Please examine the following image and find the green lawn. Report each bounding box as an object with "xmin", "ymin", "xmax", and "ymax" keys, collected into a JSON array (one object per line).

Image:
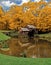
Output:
[
  {"xmin": 0, "ymin": 32, "xmax": 10, "ymax": 41},
  {"xmin": 38, "ymin": 33, "xmax": 51, "ymax": 42},
  {"xmin": 0, "ymin": 30, "xmax": 12, "ymax": 33},
  {"xmin": 0, "ymin": 54, "xmax": 51, "ymax": 65},
  {"xmin": 39, "ymin": 33, "xmax": 51, "ymax": 38}
]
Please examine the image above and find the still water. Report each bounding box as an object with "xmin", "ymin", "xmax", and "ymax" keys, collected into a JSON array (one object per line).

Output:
[
  {"xmin": 26, "ymin": 38, "xmax": 51, "ymax": 58},
  {"xmin": 0, "ymin": 38, "xmax": 51, "ymax": 58}
]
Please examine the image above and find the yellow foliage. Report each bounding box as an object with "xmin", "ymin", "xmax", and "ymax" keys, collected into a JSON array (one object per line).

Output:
[{"xmin": 0, "ymin": 2, "xmax": 51, "ymax": 32}]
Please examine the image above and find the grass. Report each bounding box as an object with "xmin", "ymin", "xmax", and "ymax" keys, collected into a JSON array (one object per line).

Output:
[
  {"xmin": 0, "ymin": 32, "xmax": 10, "ymax": 41},
  {"xmin": 0, "ymin": 30, "xmax": 12, "ymax": 32},
  {"xmin": 39, "ymin": 33, "xmax": 51, "ymax": 38},
  {"xmin": 0, "ymin": 54, "xmax": 51, "ymax": 65},
  {"xmin": 38, "ymin": 33, "xmax": 51, "ymax": 42}
]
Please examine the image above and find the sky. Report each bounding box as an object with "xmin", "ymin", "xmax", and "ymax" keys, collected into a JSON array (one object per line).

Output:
[{"xmin": 0, "ymin": 0, "xmax": 50, "ymax": 10}]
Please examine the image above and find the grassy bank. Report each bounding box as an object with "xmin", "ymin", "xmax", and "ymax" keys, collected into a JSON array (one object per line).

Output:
[
  {"xmin": 0, "ymin": 54, "xmax": 51, "ymax": 65},
  {"xmin": 38, "ymin": 33, "xmax": 51, "ymax": 42},
  {"xmin": 0, "ymin": 32, "xmax": 10, "ymax": 41},
  {"xmin": 0, "ymin": 30, "xmax": 51, "ymax": 42}
]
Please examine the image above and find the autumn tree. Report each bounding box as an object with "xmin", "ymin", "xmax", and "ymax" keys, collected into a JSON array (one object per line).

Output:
[{"xmin": 0, "ymin": 1, "xmax": 51, "ymax": 32}]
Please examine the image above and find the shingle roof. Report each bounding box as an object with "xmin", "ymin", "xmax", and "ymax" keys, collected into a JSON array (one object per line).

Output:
[
  {"xmin": 27, "ymin": 25, "xmax": 36, "ymax": 29},
  {"xmin": 20, "ymin": 28, "xmax": 29, "ymax": 32}
]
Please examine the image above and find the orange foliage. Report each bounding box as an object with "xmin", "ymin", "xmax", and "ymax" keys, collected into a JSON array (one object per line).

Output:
[{"xmin": 0, "ymin": 1, "xmax": 51, "ymax": 32}]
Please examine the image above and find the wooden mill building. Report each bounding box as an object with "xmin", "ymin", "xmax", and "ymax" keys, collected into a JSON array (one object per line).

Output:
[{"xmin": 19, "ymin": 25, "xmax": 38, "ymax": 43}]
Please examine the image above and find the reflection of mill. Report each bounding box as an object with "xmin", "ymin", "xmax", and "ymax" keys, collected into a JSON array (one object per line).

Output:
[
  {"xmin": 27, "ymin": 37, "xmax": 39, "ymax": 58},
  {"xmin": 27, "ymin": 37, "xmax": 46, "ymax": 58},
  {"xmin": 35, "ymin": 37, "xmax": 40, "ymax": 58},
  {"xmin": 18, "ymin": 25, "xmax": 39, "ymax": 58},
  {"xmin": 27, "ymin": 37, "xmax": 51, "ymax": 58}
]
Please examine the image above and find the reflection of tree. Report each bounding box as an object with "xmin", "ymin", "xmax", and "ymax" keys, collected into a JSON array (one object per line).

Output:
[{"xmin": 0, "ymin": 41, "xmax": 9, "ymax": 48}]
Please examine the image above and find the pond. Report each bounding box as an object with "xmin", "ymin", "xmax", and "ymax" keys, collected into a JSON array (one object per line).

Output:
[
  {"xmin": 26, "ymin": 38, "xmax": 51, "ymax": 58},
  {"xmin": 0, "ymin": 37, "xmax": 51, "ymax": 58}
]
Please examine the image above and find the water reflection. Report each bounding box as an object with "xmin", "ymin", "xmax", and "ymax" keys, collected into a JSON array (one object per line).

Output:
[
  {"xmin": 0, "ymin": 37, "xmax": 51, "ymax": 58},
  {"xmin": 26, "ymin": 38, "xmax": 51, "ymax": 58}
]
